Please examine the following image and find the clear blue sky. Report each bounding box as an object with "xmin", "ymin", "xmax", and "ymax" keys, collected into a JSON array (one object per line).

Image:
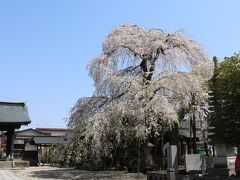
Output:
[{"xmin": 0, "ymin": 0, "xmax": 240, "ymax": 129}]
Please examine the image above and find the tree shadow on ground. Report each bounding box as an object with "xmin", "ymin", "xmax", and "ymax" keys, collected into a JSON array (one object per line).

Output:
[{"xmin": 29, "ymin": 168, "xmax": 146, "ymax": 180}]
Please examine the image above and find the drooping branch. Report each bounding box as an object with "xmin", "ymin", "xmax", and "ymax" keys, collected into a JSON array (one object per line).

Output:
[{"xmin": 67, "ymin": 24, "xmax": 212, "ymax": 160}]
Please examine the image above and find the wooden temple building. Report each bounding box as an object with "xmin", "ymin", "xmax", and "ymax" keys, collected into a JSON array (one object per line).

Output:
[
  {"xmin": 0, "ymin": 102, "xmax": 31, "ymax": 160},
  {"xmin": 14, "ymin": 128, "xmax": 68, "ymax": 165},
  {"xmin": 0, "ymin": 101, "xmax": 68, "ymax": 167}
]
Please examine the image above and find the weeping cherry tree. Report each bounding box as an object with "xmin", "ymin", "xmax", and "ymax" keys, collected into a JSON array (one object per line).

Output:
[{"xmin": 66, "ymin": 24, "xmax": 213, "ymax": 166}]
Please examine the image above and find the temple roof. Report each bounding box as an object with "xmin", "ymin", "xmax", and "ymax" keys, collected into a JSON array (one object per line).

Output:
[
  {"xmin": 15, "ymin": 128, "xmax": 48, "ymax": 137},
  {"xmin": 0, "ymin": 102, "xmax": 31, "ymax": 125},
  {"xmin": 33, "ymin": 136, "xmax": 67, "ymax": 145}
]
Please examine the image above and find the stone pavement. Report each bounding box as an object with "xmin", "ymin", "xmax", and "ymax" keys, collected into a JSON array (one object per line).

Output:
[{"xmin": 0, "ymin": 169, "xmax": 23, "ymax": 180}]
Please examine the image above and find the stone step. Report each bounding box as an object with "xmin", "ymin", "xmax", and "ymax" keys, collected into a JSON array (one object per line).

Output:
[
  {"xmin": 0, "ymin": 160, "xmax": 30, "ymax": 168},
  {"xmin": 207, "ymin": 167, "xmax": 229, "ymax": 176},
  {"xmin": 0, "ymin": 161, "xmax": 13, "ymax": 168},
  {"xmin": 13, "ymin": 160, "xmax": 29, "ymax": 167}
]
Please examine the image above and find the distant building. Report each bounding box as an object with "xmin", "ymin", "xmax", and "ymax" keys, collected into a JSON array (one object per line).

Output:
[
  {"xmin": 14, "ymin": 128, "xmax": 47, "ymax": 165},
  {"xmin": 34, "ymin": 128, "xmax": 68, "ymax": 165},
  {"xmin": 14, "ymin": 128, "xmax": 68, "ymax": 165},
  {"xmin": 36, "ymin": 128, "xmax": 67, "ymax": 137}
]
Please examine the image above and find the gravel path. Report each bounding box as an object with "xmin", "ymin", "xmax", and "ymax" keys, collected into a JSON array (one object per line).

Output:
[
  {"xmin": 0, "ymin": 169, "xmax": 24, "ymax": 180},
  {"xmin": 13, "ymin": 166, "xmax": 147, "ymax": 180}
]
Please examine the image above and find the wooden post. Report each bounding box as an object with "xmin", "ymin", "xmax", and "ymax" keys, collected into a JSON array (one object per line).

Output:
[
  {"xmin": 192, "ymin": 111, "xmax": 197, "ymax": 154},
  {"xmin": 38, "ymin": 145, "xmax": 42, "ymax": 165},
  {"xmin": 167, "ymin": 168, "xmax": 176, "ymax": 180},
  {"xmin": 6, "ymin": 128, "xmax": 14, "ymax": 160},
  {"xmin": 189, "ymin": 117, "xmax": 192, "ymax": 154},
  {"xmin": 137, "ymin": 137, "xmax": 140, "ymax": 178},
  {"xmin": 160, "ymin": 132, "xmax": 164, "ymax": 170}
]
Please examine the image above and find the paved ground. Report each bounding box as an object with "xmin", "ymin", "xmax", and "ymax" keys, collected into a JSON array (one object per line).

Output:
[
  {"xmin": 3, "ymin": 166, "xmax": 240, "ymax": 180},
  {"xmin": 0, "ymin": 169, "xmax": 23, "ymax": 180},
  {"xmin": 13, "ymin": 166, "xmax": 147, "ymax": 180}
]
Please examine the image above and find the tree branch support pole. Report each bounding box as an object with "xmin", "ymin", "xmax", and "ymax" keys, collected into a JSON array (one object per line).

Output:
[
  {"xmin": 137, "ymin": 136, "xmax": 140, "ymax": 178},
  {"xmin": 160, "ymin": 130, "xmax": 164, "ymax": 170},
  {"xmin": 192, "ymin": 110, "xmax": 197, "ymax": 154}
]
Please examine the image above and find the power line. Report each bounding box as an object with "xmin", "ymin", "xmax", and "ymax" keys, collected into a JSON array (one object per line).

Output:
[{"xmin": 0, "ymin": 96, "xmax": 75, "ymax": 106}]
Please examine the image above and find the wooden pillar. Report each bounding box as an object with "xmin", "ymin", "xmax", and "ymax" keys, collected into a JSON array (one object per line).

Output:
[
  {"xmin": 38, "ymin": 145, "xmax": 42, "ymax": 165},
  {"xmin": 6, "ymin": 128, "xmax": 15, "ymax": 160},
  {"xmin": 170, "ymin": 124, "xmax": 179, "ymax": 145}
]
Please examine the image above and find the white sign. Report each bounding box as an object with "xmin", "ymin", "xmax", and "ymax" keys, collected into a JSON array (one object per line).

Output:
[
  {"xmin": 25, "ymin": 145, "xmax": 37, "ymax": 151},
  {"xmin": 185, "ymin": 154, "xmax": 205, "ymax": 172},
  {"xmin": 14, "ymin": 139, "xmax": 24, "ymax": 145}
]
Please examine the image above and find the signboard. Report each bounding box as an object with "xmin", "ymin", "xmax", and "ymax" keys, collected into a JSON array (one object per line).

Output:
[
  {"xmin": 185, "ymin": 154, "xmax": 205, "ymax": 172},
  {"xmin": 14, "ymin": 139, "xmax": 24, "ymax": 145},
  {"xmin": 25, "ymin": 145, "xmax": 37, "ymax": 151}
]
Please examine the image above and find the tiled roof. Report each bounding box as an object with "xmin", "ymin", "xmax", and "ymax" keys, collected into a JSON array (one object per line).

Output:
[
  {"xmin": 36, "ymin": 128, "xmax": 67, "ymax": 131},
  {"xmin": 33, "ymin": 136, "xmax": 67, "ymax": 145},
  {"xmin": 0, "ymin": 102, "xmax": 31, "ymax": 124},
  {"xmin": 15, "ymin": 128, "xmax": 48, "ymax": 136}
]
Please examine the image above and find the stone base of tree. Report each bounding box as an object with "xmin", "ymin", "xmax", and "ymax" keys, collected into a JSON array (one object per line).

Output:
[{"xmin": 207, "ymin": 167, "xmax": 229, "ymax": 176}]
